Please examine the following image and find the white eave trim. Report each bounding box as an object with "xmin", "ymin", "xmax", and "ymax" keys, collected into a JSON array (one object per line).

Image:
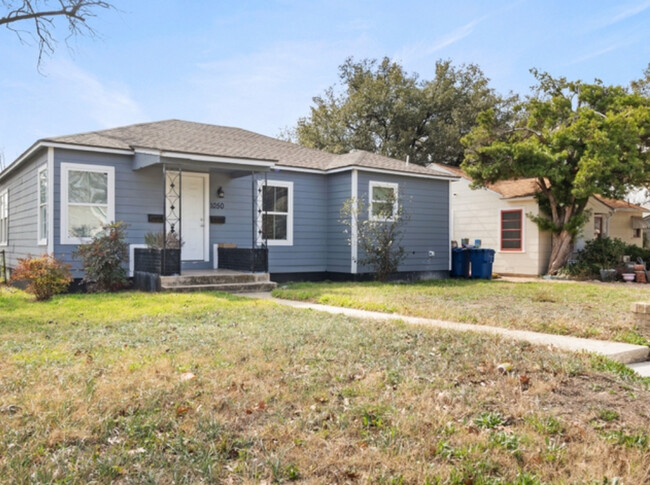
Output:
[
  {"xmin": 270, "ymin": 166, "xmax": 324, "ymax": 174},
  {"xmin": 326, "ymin": 165, "xmax": 458, "ymax": 181},
  {"xmin": 44, "ymin": 142, "xmax": 133, "ymax": 155},
  {"xmin": 613, "ymin": 208, "xmax": 648, "ymax": 213},
  {"xmin": 275, "ymin": 164, "xmax": 460, "ymax": 180},
  {"xmin": 160, "ymin": 150, "xmax": 276, "ymax": 168},
  {"xmin": 0, "ymin": 141, "xmax": 133, "ymax": 182}
]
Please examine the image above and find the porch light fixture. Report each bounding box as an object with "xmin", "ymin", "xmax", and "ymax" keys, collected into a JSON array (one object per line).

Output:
[{"xmin": 217, "ymin": 186, "xmax": 225, "ymax": 198}]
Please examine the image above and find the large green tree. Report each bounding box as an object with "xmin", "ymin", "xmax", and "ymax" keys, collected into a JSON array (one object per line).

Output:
[
  {"xmin": 462, "ymin": 69, "xmax": 650, "ymax": 274},
  {"xmin": 293, "ymin": 57, "xmax": 505, "ymax": 166}
]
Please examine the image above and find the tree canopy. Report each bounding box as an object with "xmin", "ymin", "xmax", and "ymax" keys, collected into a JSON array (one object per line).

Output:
[
  {"xmin": 1, "ymin": 0, "xmax": 113, "ymax": 66},
  {"xmin": 461, "ymin": 69, "xmax": 650, "ymax": 274},
  {"xmin": 292, "ymin": 57, "xmax": 506, "ymax": 166}
]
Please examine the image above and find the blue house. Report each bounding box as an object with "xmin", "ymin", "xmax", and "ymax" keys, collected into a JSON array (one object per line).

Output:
[{"xmin": 0, "ymin": 120, "xmax": 456, "ymax": 287}]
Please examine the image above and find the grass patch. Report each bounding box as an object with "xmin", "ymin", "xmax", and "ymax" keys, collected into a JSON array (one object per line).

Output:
[
  {"xmin": 1, "ymin": 288, "xmax": 649, "ymax": 483},
  {"xmin": 273, "ymin": 279, "xmax": 650, "ymax": 343}
]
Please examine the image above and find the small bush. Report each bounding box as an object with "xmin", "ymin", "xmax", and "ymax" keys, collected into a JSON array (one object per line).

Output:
[
  {"xmin": 565, "ymin": 237, "xmax": 650, "ymax": 279},
  {"xmin": 75, "ymin": 221, "xmax": 129, "ymax": 292},
  {"xmin": 340, "ymin": 193, "xmax": 409, "ymax": 282},
  {"xmin": 10, "ymin": 254, "xmax": 72, "ymax": 301}
]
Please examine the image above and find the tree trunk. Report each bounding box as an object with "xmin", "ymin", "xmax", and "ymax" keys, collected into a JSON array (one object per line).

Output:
[{"xmin": 546, "ymin": 230, "xmax": 574, "ymax": 275}]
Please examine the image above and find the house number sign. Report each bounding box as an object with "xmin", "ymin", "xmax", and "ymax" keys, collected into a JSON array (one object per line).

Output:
[{"xmin": 210, "ymin": 202, "xmax": 225, "ymax": 210}]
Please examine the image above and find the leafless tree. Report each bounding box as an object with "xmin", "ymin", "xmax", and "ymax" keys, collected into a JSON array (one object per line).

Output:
[{"xmin": 1, "ymin": 0, "xmax": 113, "ymax": 67}]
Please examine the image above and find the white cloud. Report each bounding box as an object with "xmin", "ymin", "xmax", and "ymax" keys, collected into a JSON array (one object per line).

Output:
[
  {"xmin": 586, "ymin": 0, "xmax": 650, "ymax": 31},
  {"xmin": 46, "ymin": 58, "xmax": 146, "ymax": 128},
  {"xmin": 567, "ymin": 39, "xmax": 637, "ymax": 66},
  {"xmin": 394, "ymin": 15, "xmax": 486, "ymax": 66},
  {"xmin": 604, "ymin": 0, "xmax": 650, "ymax": 26},
  {"xmin": 426, "ymin": 17, "xmax": 486, "ymax": 54}
]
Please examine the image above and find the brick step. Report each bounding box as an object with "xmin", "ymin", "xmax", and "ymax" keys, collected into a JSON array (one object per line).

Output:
[
  {"xmin": 161, "ymin": 281, "xmax": 277, "ymax": 293},
  {"xmin": 160, "ymin": 273, "xmax": 270, "ymax": 287}
]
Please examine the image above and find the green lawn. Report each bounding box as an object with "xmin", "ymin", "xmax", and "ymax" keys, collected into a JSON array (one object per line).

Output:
[
  {"xmin": 272, "ymin": 279, "xmax": 650, "ymax": 345},
  {"xmin": 1, "ymin": 287, "xmax": 649, "ymax": 484}
]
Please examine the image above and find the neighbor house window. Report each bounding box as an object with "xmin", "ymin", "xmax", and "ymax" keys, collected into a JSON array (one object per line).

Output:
[
  {"xmin": 37, "ymin": 165, "xmax": 47, "ymax": 245},
  {"xmin": 500, "ymin": 209, "xmax": 523, "ymax": 251},
  {"xmin": 0, "ymin": 188, "xmax": 7, "ymax": 246},
  {"xmin": 369, "ymin": 181, "xmax": 399, "ymax": 221},
  {"xmin": 61, "ymin": 163, "xmax": 115, "ymax": 244},
  {"xmin": 258, "ymin": 180, "xmax": 293, "ymax": 246},
  {"xmin": 594, "ymin": 215, "xmax": 604, "ymax": 239}
]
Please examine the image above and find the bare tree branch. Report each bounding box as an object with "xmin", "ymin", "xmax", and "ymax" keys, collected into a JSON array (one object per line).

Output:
[{"xmin": 1, "ymin": 0, "xmax": 113, "ymax": 68}]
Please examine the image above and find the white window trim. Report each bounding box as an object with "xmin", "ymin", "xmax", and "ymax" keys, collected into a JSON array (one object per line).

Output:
[
  {"xmin": 60, "ymin": 162, "xmax": 115, "ymax": 245},
  {"xmin": 37, "ymin": 164, "xmax": 48, "ymax": 246},
  {"xmin": 256, "ymin": 180, "xmax": 293, "ymax": 246},
  {"xmin": 0, "ymin": 188, "xmax": 8, "ymax": 246},
  {"xmin": 369, "ymin": 181, "xmax": 399, "ymax": 222},
  {"xmin": 498, "ymin": 207, "xmax": 526, "ymax": 253},
  {"xmin": 351, "ymin": 170, "xmax": 358, "ymax": 274},
  {"xmin": 47, "ymin": 147, "xmax": 54, "ymax": 253}
]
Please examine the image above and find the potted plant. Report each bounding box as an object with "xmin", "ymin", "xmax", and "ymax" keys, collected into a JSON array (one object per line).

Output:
[
  {"xmin": 134, "ymin": 231, "xmax": 183, "ymax": 276},
  {"xmin": 595, "ymin": 239, "xmax": 624, "ymax": 282}
]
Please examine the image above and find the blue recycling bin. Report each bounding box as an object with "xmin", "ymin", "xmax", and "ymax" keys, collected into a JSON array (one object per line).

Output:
[
  {"xmin": 451, "ymin": 248, "xmax": 470, "ymax": 278},
  {"xmin": 469, "ymin": 248, "xmax": 495, "ymax": 279}
]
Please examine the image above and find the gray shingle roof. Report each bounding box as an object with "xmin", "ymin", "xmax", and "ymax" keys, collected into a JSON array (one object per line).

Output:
[{"xmin": 45, "ymin": 120, "xmax": 455, "ymax": 178}]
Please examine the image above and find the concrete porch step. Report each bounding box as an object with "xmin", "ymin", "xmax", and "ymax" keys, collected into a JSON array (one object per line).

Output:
[
  {"xmin": 161, "ymin": 281, "xmax": 277, "ymax": 293},
  {"xmin": 160, "ymin": 272, "xmax": 270, "ymax": 287}
]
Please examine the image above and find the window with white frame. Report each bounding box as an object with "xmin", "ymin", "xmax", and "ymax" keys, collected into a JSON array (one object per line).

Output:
[
  {"xmin": 37, "ymin": 165, "xmax": 47, "ymax": 245},
  {"xmin": 258, "ymin": 180, "xmax": 293, "ymax": 245},
  {"xmin": 61, "ymin": 163, "xmax": 115, "ymax": 244},
  {"xmin": 500, "ymin": 209, "xmax": 523, "ymax": 251},
  {"xmin": 369, "ymin": 181, "xmax": 399, "ymax": 221},
  {"xmin": 0, "ymin": 188, "xmax": 7, "ymax": 246}
]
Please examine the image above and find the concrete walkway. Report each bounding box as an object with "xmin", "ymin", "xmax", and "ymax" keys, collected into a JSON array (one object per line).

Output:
[{"xmin": 243, "ymin": 292, "xmax": 650, "ymax": 377}]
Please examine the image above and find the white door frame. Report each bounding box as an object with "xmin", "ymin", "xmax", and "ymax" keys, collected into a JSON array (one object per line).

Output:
[{"xmin": 180, "ymin": 172, "xmax": 210, "ymax": 262}]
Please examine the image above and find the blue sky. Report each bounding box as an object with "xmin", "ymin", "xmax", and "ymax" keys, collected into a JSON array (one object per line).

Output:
[{"xmin": 1, "ymin": 0, "xmax": 649, "ymax": 164}]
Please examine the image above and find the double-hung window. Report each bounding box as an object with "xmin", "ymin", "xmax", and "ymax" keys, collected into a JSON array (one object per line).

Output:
[
  {"xmin": 37, "ymin": 165, "xmax": 48, "ymax": 245},
  {"xmin": 0, "ymin": 188, "xmax": 7, "ymax": 246},
  {"xmin": 369, "ymin": 181, "xmax": 399, "ymax": 221},
  {"xmin": 500, "ymin": 209, "xmax": 523, "ymax": 251},
  {"xmin": 258, "ymin": 180, "xmax": 293, "ymax": 246},
  {"xmin": 61, "ymin": 163, "xmax": 115, "ymax": 244}
]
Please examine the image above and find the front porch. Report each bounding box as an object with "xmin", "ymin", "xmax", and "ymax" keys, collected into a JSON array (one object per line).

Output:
[{"xmin": 130, "ymin": 151, "xmax": 276, "ymax": 286}]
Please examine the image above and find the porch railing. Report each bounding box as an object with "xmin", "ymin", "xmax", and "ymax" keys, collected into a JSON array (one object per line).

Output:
[{"xmin": 218, "ymin": 247, "xmax": 268, "ymax": 273}]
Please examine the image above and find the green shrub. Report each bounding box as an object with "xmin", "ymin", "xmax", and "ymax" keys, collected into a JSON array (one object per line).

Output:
[
  {"xmin": 565, "ymin": 237, "xmax": 650, "ymax": 279},
  {"xmin": 10, "ymin": 254, "xmax": 72, "ymax": 301},
  {"xmin": 340, "ymin": 193, "xmax": 408, "ymax": 282},
  {"xmin": 75, "ymin": 221, "xmax": 129, "ymax": 292}
]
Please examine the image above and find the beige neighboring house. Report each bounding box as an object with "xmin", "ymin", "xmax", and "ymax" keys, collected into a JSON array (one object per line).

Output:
[{"xmin": 433, "ymin": 164, "xmax": 648, "ymax": 276}]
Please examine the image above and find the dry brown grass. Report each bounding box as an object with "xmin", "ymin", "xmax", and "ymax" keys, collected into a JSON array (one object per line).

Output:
[
  {"xmin": 0, "ymin": 290, "xmax": 649, "ymax": 483},
  {"xmin": 273, "ymin": 279, "xmax": 650, "ymax": 344}
]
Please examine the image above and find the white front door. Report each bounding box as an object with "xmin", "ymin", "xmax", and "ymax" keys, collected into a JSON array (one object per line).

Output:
[{"xmin": 181, "ymin": 173, "xmax": 207, "ymax": 260}]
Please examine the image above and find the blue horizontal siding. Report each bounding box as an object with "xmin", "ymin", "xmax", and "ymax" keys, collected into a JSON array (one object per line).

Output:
[
  {"xmin": 356, "ymin": 172, "xmax": 450, "ymax": 274},
  {"xmin": 0, "ymin": 150, "xmax": 47, "ymax": 269},
  {"xmin": 12, "ymin": 147, "xmax": 452, "ymax": 279}
]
